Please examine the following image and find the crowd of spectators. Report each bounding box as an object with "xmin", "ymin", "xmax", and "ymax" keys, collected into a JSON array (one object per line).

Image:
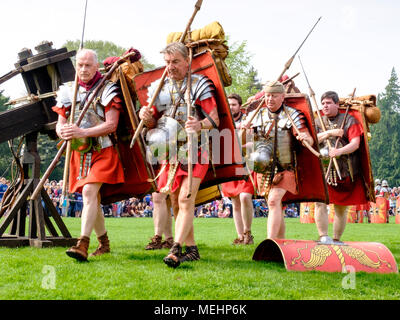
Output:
[
  {"xmin": 41, "ymin": 179, "xmax": 153, "ymax": 218},
  {"xmin": 0, "ymin": 177, "xmax": 299, "ymax": 219},
  {"xmin": 101, "ymin": 195, "xmax": 153, "ymax": 218},
  {"xmin": 195, "ymin": 198, "xmax": 298, "ymax": 219},
  {"xmin": 0, "ymin": 177, "xmax": 10, "ymax": 202}
]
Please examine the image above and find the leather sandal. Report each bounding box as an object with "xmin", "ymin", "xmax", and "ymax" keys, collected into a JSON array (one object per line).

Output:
[{"xmin": 163, "ymin": 242, "xmax": 182, "ymax": 268}]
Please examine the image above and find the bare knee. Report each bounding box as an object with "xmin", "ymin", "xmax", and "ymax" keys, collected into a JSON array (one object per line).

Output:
[
  {"xmin": 268, "ymin": 197, "xmax": 281, "ymax": 209},
  {"xmin": 334, "ymin": 205, "xmax": 347, "ymax": 217},
  {"xmin": 152, "ymin": 192, "xmax": 166, "ymax": 205},
  {"xmin": 178, "ymin": 195, "xmax": 193, "ymax": 212},
  {"xmin": 315, "ymin": 202, "xmax": 327, "ymax": 214},
  {"xmin": 82, "ymin": 184, "xmax": 101, "ymax": 205},
  {"xmin": 240, "ymin": 193, "xmax": 252, "ymax": 204}
]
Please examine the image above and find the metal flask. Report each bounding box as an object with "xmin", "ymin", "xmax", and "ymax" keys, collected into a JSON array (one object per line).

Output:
[
  {"xmin": 146, "ymin": 116, "xmax": 186, "ymax": 161},
  {"xmin": 248, "ymin": 142, "xmax": 273, "ymax": 173},
  {"xmin": 319, "ymin": 139, "xmax": 343, "ymax": 166}
]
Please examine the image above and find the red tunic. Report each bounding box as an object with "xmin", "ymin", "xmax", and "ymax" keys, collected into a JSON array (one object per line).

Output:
[
  {"xmin": 153, "ymin": 96, "xmax": 217, "ymax": 193},
  {"xmin": 255, "ymin": 170, "xmax": 298, "ymax": 197},
  {"xmin": 356, "ymin": 202, "xmax": 371, "ymax": 211},
  {"xmin": 52, "ymin": 97, "xmax": 125, "ymax": 193},
  {"xmin": 328, "ymin": 121, "xmax": 367, "ymax": 205},
  {"xmin": 221, "ymin": 171, "xmax": 256, "ymax": 197}
]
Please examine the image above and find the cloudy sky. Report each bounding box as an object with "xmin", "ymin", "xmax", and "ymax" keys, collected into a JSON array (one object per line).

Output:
[{"xmin": 1, "ymin": 0, "xmax": 399, "ymax": 103}]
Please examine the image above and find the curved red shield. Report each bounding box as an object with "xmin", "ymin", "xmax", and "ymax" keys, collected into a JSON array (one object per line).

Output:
[
  {"xmin": 282, "ymin": 94, "xmax": 329, "ymax": 204},
  {"xmin": 371, "ymin": 197, "xmax": 388, "ymax": 223},
  {"xmin": 300, "ymin": 202, "xmax": 315, "ymax": 223},
  {"xmin": 338, "ymin": 101, "xmax": 376, "ymax": 203},
  {"xmin": 253, "ymin": 238, "xmax": 398, "ymax": 274}
]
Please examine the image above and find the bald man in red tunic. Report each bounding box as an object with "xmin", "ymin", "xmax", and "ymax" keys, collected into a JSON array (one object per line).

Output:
[
  {"xmin": 314, "ymin": 91, "xmax": 367, "ymax": 244},
  {"xmin": 53, "ymin": 48, "xmax": 124, "ymax": 261}
]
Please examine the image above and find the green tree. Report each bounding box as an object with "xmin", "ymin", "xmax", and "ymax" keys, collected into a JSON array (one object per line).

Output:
[
  {"xmin": 0, "ymin": 90, "xmax": 8, "ymax": 113},
  {"xmin": 37, "ymin": 133, "xmax": 65, "ymax": 182},
  {"xmin": 225, "ymin": 39, "xmax": 262, "ymax": 101},
  {"xmin": 370, "ymin": 67, "xmax": 400, "ymax": 186},
  {"xmin": 0, "ymin": 91, "xmax": 12, "ymax": 179},
  {"xmin": 63, "ymin": 40, "xmax": 155, "ymax": 70}
]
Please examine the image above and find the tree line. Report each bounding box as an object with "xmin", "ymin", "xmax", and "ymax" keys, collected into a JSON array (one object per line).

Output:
[{"xmin": 369, "ymin": 67, "xmax": 400, "ymax": 187}]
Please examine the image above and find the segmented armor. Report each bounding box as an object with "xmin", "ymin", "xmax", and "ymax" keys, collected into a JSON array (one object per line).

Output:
[
  {"xmin": 248, "ymin": 105, "xmax": 307, "ymax": 173},
  {"xmin": 55, "ymin": 80, "xmax": 120, "ymax": 150},
  {"xmin": 148, "ymin": 74, "xmax": 216, "ymax": 125}
]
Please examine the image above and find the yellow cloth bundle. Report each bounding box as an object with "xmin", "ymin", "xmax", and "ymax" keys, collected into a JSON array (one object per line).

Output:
[{"xmin": 166, "ymin": 21, "xmax": 225, "ymax": 43}]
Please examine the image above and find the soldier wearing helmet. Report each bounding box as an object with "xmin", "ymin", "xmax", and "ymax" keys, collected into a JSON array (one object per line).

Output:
[{"xmin": 374, "ymin": 178, "xmax": 382, "ymax": 196}]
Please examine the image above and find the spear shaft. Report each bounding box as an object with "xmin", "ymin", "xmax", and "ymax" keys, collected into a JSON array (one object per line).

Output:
[
  {"xmin": 325, "ymin": 88, "xmax": 357, "ymax": 180},
  {"xmin": 61, "ymin": 0, "xmax": 89, "ymax": 202},
  {"xmin": 298, "ymin": 56, "xmax": 341, "ymax": 177},
  {"xmin": 245, "ymin": 17, "xmax": 322, "ymax": 128}
]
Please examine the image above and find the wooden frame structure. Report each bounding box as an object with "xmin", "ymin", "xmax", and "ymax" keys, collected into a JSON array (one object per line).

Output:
[{"xmin": 0, "ymin": 41, "xmax": 77, "ymax": 248}]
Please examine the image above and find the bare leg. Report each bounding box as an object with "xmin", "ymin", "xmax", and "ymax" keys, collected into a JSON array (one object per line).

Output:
[
  {"xmin": 80, "ymin": 183, "xmax": 103, "ymax": 238},
  {"xmin": 240, "ymin": 192, "xmax": 254, "ymax": 233},
  {"xmin": 152, "ymin": 192, "xmax": 168, "ymax": 237},
  {"xmin": 169, "ymin": 192, "xmax": 194, "ymax": 243},
  {"xmin": 333, "ymin": 204, "xmax": 348, "ymax": 241},
  {"xmin": 164, "ymin": 197, "xmax": 173, "ymax": 239},
  {"xmin": 231, "ymin": 196, "xmax": 244, "ymax": 239},
  {"xmin": 172, "ymin": 176, "xmax": 202, "ymax": 246},
  {"xmin": 315, "ymin": 202, "xmax": 329, "ymax": 237},
  {"xmin": 93, "ymin": 194, "xmax": 106, "ymax": 237},
  {"xmin": 267, "ymin": 187, "xmax": 287, "ymax": 239}
]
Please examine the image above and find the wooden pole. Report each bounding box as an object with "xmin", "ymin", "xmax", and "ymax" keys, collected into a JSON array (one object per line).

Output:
[
  {"xmin": 241, "ymin": 17, "xmax": 321, "ymax": 128},
  {"xmin": 283, "ymin": 108, "xmax": 320, "ymax": 158},
  {"xmin": 324, "ymin": 88, "xmax": 357, "ymax": 179},
  {"xmin": 298, "ymin": 56, "xmax": 341, "ymax": 178},
  {"xmin": 185, "ymin": 45, "xmax": 194, "ymax": 198},
  {"xmin": 61, "ymin": 0, "xmax": 89, "ymax": 205}
]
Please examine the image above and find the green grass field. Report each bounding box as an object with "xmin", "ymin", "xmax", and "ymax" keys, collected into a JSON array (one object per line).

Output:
[{"xmin": 0, "ymin": 216, "xmax": 399, "ymax": 300}]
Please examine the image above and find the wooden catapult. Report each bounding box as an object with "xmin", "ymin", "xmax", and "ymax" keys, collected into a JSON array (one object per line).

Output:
[{"xmin": 0, "ymin": 41, "xmax": 77, "ymax": 248}]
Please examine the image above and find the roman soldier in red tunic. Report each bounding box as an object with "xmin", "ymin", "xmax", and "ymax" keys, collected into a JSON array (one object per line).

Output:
[
  {"xmin": 53, "ymin": 49, "xmax": 124, "ymax": 261},
  {"xmin": 314, "ymin": 91, "xmax": 368, "ymax": 244},
  {"xmin": 243, "ymin": 81, "xmax": 319, "ymax": 240},
  {"xmin": 139, "ymin": 42, "xmax": 220, "ymax": 268}
]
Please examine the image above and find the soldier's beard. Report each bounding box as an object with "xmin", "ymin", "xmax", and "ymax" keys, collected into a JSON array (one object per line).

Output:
[{"xmin": 233, "ymin": 112, "xmax": 240, "ymax": 119}]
